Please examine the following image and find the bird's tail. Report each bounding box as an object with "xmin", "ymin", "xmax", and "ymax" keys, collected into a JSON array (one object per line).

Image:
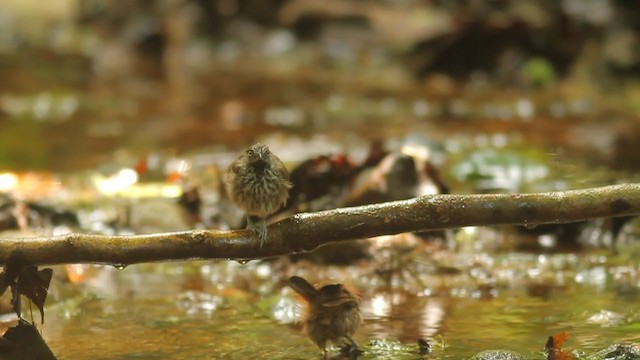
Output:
[{"xmin": 287, "ymin": 276, "xmax": 321, "ymax": 303}]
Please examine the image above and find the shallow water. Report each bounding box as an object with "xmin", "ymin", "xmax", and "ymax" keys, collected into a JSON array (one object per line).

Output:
[
  {"xmin": 2, "ymin": 18, "xmax": 640, "ymax": 360},
  {"xmin": 40, "ymin": 255, "xmax": 640, "ymax": 360}
]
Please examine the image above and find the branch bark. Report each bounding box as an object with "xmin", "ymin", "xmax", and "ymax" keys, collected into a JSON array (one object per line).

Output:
[{"xmin": 1, "ymin": 184, "xmax": 639, "ymax": 266}]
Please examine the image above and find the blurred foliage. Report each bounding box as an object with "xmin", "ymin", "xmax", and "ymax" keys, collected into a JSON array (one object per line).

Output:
[
  {"xmin": 522, "ymin": 57, "xmax": 557, "ymax": 87},
  {"xmin": 0, "ymin": 121, "xmax": 48, "ymax": 170}
]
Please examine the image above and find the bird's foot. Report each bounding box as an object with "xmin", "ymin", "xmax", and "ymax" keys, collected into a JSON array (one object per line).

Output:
[
  {"xmin": 246, "ymin": 216, "xmax": 267, "ymax": 249},
  {"xmin": 340, "ymin": 337, "xmax": 363, "ymax": 359}
]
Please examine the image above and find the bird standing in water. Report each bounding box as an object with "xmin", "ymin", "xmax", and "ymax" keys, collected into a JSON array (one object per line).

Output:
[
  {"xmin": 225, "ymin": 144, "xmax": 292, "ymax": 248},
  {"xmin": 287, "ymin": 276, "xmax": 362, "ymax": 359}
]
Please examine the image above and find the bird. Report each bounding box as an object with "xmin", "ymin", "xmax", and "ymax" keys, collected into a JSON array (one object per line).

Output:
[
  {"xmin": 287, "ymin": 276, "xmax": 362, "ymax": 359},
  {"xmin": 224, "ymin": 143, "xmax": 292, "ymax": 248}
]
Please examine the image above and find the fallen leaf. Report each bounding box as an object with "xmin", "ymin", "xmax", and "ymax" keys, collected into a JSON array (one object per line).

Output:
[
  {"xmin": 0, "ymin": 320, "xmax": 57, "ymax": 359},
  {"xmin": 552, "ymin": 332, "xmax": 571, "ymax": 348},
  {"xmin": 0, "ymin": 253, "xmax": 53, "ymax": 323},
  {"xmin": 17, "ymin": 266, "xmax": 53, "ymax": 323},
  {"xmin": 545, "ymin": 332, "xmax": 573, "ymax": 360}
]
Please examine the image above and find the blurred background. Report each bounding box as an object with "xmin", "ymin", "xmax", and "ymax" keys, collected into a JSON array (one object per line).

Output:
[
  {"xmin": 1, "ymin": 1, "xmax": 640, "ymax": 359},
  {"xmin": 0, "ymin": 0, "xmax": 639, "ymax": 172}
]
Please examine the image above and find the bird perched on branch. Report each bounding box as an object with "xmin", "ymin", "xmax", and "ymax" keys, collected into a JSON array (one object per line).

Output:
[
  {"xmin": 287, "ymin": 276, "xmax": 362, "ymax": 359},
  {"xmin": 224, "ymin": 144, "xmax": 292, "ymax": 248}
]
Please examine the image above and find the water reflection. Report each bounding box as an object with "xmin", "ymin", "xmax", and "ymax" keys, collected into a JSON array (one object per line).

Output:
[{"xmin": 42, "ymin": 263, "xmax": 640, "ymax": 359}]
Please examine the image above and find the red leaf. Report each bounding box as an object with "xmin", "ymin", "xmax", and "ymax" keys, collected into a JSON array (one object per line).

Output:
[
  {"xmin": 545, "ymin": 332, "xmax": 573, "ymax": 360},
  {"xmin": 552, "ymin": 332, "xmax": 571, "ymax": 348}
]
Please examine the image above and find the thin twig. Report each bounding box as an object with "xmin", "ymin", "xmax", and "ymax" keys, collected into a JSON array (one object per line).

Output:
[{"xmin": 1, "ymin": 184, "xmax": 639, "ymax": 266}]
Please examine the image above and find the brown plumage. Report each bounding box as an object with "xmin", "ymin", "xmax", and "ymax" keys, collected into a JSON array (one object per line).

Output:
[
  {"xmin": 287, "ymin": 276, "xmax": 362, "ymax": 359},
  {"xmin": 224, "ymin": 144, "xmax": 292, "ymax": 248}
]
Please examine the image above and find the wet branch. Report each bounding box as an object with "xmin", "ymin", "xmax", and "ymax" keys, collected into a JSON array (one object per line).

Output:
[{"xmin": 1, "ymin": 184, "xmax": 639, "ymax": 266}]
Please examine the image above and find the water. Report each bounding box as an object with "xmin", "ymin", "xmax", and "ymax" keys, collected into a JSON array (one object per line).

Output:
[
  {"xmin": 41, "ymin": 256, "xmax": 640, "ymax": 360},
  {"xmin": 3, "ymin": 10, "xmax": 640, "ymax": 359}
]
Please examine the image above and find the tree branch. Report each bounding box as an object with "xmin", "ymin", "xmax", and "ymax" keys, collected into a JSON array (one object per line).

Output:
[{"xmin": 1, "ymin": 184, "xmax": 639, "ymax": 266}]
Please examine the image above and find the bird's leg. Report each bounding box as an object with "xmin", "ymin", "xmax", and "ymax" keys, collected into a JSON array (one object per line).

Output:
[
  {"xmin": 344, "ymin": 336, "xmax": 362, "ymax": 359},
  {"xmin": 344, "ymin": 336, "xmax": 357, "ymax": 347},
  {"xmin": 246, "ymin": 215, "xmax": 267, "ymax": 249}
]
